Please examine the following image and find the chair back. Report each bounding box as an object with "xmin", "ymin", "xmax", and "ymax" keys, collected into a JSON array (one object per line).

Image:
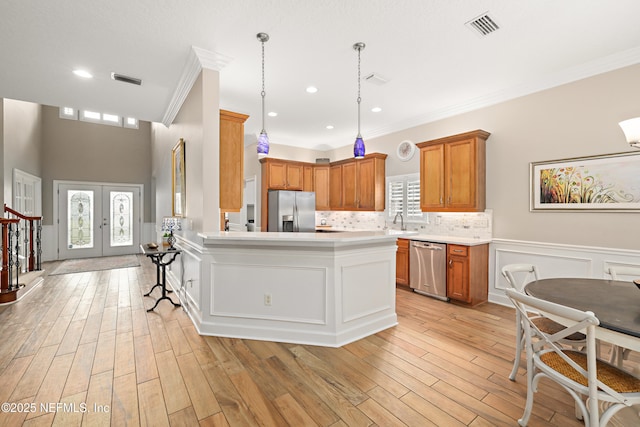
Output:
[
  {"xmin": 501, "ymin": 264, "xmax": 539, "ymax": 292},
  {"xmin": 504, "ymin": 288, "xmax": 637, "ymax": 418}
]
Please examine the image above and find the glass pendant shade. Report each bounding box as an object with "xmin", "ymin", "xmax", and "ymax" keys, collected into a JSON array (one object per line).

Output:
[
  {"xmin": 354, "ymin": 135, "xmax": 365, "ymax": 159},
  {"xmin": 257, "ymin": 130, "xmax": 270, "ymax": 158}
]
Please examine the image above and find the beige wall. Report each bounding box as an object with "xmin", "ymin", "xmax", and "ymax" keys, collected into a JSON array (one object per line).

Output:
[
  {"xmin": 41, "ymin": 105, "xmax": 152, "ymax": 224},
  {"xmin": 322, "ymin": 64, "xmax": 640, "ymax": 250},
  {"xmin": 151, "ymin": 69, "xmax": 222, "ymax": 238},
  {"xmin": 3, "ymin": 99, "xmax": 42, "ymax": 206}
]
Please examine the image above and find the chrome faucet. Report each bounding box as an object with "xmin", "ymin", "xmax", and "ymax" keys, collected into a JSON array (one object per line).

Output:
[{"xmin": 393, "ymin": 212, "xmax": 406, "ymax": 231}]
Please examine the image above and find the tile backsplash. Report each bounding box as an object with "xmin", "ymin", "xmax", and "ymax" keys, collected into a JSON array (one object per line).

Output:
[{"xmin": 316, "ymin": 210, "xmax": 492, "ymax": 239}]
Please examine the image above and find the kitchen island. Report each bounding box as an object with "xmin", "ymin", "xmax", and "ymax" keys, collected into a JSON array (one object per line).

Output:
[{"xmin": 182, "ymin": 230, "xmax": 413, "ymax": 347}]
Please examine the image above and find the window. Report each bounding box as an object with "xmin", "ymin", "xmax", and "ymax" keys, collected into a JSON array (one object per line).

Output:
[
  {"xmin": 387, "ymin": 173, "xmax": 423, "ymax": 220},
  {"xmin": 60, "ymin": 107, "xmax": 138, "ymax": 129},
  {"xmin": 59, "ymin": 107, "xmax": 77, "ymax": 120}
]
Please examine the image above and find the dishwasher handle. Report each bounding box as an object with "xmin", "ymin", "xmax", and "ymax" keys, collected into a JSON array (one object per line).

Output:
[{"xmin": 411, "ymin": 241, "xmax": 444, "ymax": 250}]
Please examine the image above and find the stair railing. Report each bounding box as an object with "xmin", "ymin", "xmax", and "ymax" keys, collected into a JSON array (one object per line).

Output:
[{"xmin": 2, "ymin": 204, "xmax": 42, "ymax": 293}]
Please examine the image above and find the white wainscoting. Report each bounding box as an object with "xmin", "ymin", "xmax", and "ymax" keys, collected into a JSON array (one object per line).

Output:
[{"xmin": 490, "ymin": 239, "xmax": 640, "ymax": 306}]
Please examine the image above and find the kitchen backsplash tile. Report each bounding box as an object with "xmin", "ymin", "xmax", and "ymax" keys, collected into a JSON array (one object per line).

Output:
[{"xmin": 316, "ymin": 210, "xmax": 492, "ymax": 239}]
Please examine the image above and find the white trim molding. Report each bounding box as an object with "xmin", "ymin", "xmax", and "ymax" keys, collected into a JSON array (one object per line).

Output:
[
  {"xmin": 489, "ymin": 239, "xmax": 640, "ymax": 306},
  {"xmin": 161, "ymin": 46, "xmax": 233, "ymax": 127}
]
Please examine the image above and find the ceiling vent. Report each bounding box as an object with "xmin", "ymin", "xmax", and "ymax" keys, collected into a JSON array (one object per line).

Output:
[
  {"xmin": 465, "ymin": 12, "xmax": 500, "ymax": 37},
  {"xmin": 364, "ymin": 72, "xmax": 389, "ymax": 86},
  {"xmin": 111, "ymin": 72, "xmax": 142, "ymax": 86}
]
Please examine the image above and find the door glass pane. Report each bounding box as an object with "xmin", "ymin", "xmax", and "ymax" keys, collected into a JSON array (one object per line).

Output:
[
  {"xmin": 110, "ymin": 191, "xmax": 133, "ymax": 247},
  {"xmin": 68, "ymin": 190, "xmax": 93, "ymax": 249}
]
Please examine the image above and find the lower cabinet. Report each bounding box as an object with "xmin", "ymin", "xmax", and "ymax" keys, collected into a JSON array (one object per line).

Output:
[
  {"xmin": 395, "ymin": 238, "xmax": 410, "ymax": 286},
  {"xmin": 446, "ymin": 243, "xmax": 488, "ymax": 306}
]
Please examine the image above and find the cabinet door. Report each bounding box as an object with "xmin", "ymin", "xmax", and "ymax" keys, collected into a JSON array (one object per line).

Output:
[
  {"xmin": 267, "ymin": 162, "xmax": 288, "ymax": 189},
  {"xmin": 420, "ymin": 144, "xmax": 445, "ymax": 211},
  {"xmin": 446, "ymin": 138, "xmax": 476, "ymax": 209},
  {"xmin": 303, "ymin": 166, "xmax": 314, "ymax": 192},
  {"xmin": 219, "ymin": 110, "xmax": 248, "ymax": 212},
  {"xmin": 447, "ymin": 244, "xmax": 470, "ymax": 302},
  {"xmin": 342, "ymin": 161, "xmax": 357, "ymax": 209},
  {"xmin": 286, "ymin": 164, "xmax": 304, "ymax": 190},
  {"xmin": 329, "ymin": 165, "xmax": 343, "ymax": 209},
  {"xmin": 356, "ymin": 158, "xmax": 375, "ymax": 210},
  {"xmin": 314, "ymin": 166, "xmax": 330, "ymax": 211},
  {"xmin": 395, "ymin": 239, "xmax": 410, "ymax": 286}
]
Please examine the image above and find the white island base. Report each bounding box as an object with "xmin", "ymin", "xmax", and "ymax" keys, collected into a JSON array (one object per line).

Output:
[{"xmin": 187, "ymin": 231, "xmax": 406, "ymax": 347}]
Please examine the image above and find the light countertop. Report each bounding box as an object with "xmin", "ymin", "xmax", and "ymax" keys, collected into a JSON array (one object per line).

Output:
[
  {"xmin": 407, "ymin": 234, "xmax": 491, "ymax": 246},
  {"xmin": 198, "ymin": 229, "xmax": 418, "ymax": 247},
  {"xmin": 198, "ymin": 230, "xmax": 490, "ymax": 247}
]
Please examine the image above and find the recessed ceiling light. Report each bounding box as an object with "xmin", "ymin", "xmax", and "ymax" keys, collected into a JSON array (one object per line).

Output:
[
  {"xmin": 73, "ymin": 69, "xmax": 93, "ymax": 79},
  {"xmin": 326, "ymin": 125, "xmax": 334, "ymax": 130},
  {"xmin": 306, "ymin": 86, "xmax": 318, "ymax": 93},
  {"xmin": 268, "ymin": 112, "xmax": 278, "ymax": 117},
  {"xmin": 371, "ymin": 107, "xmax": 382, "ymax": 113}
]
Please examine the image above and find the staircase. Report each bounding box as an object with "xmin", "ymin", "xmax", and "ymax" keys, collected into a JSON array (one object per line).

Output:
[{"xmin": 0, "ymin": 204, "xmax": 44, "ymax": 304}]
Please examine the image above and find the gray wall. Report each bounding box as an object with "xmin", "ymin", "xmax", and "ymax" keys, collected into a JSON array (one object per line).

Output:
[
  {"xmin": 2, "ymin": 99, "xmax": 42, "ymax": 206},
  {"xmin": 41, "ymin": 105, "xmax": 152, "ymax": 225}
]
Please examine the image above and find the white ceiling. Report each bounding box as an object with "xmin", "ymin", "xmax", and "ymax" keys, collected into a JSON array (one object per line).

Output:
[{"xmin": 2, "ymin": 1, "xmax": 640, "ymax": 151}]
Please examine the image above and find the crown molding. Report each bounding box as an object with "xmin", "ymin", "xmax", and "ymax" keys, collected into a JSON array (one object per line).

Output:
[
  {"xmin": 161, "ymin": 46, "xmax": 233, "ymax": 127},
  {"xmin": 365, "ymin": 46, "xmax": 640, "ymax": 141}
]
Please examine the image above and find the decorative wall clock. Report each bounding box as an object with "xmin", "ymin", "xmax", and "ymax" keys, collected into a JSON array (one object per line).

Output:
[{"xmin": 396, "ymin": 140, "xmax": 416, "ymax": 161}]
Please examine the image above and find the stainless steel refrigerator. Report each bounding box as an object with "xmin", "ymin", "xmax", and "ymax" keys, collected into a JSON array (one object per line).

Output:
[{"xmin": 268, "ymin": 190, "xmax": 316, "ymax": 232}]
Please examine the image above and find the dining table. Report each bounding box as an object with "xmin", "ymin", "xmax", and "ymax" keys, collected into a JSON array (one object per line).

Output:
[{"xmin": 524, "ymin": 277, "xmax": 640, "ymax": 353}]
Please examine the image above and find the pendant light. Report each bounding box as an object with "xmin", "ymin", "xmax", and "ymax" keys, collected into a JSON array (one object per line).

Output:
[
  {"xmin": 353, "ymin": 42, "xmax": 366, "ymax": 159},
  {"xmin": 256, "ymin": 32, "xmax": 270, "ymax": 158}
]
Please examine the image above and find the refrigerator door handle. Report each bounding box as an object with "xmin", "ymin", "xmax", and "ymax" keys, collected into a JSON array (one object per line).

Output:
[{"xmin": 293, "ymin": 199, "xmax": 299, "ymax": 232}]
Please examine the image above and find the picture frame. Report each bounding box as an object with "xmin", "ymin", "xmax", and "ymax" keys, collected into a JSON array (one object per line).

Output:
[
  {"xmin": 530, "ymin": 151, "xmax": 640, "ymax": 211},
  {"xmin": 172, "ymin": 138, "xmax": 186, "ymax": 217}
]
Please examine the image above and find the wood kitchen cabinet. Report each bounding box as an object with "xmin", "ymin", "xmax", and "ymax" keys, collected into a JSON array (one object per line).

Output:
[
  {"xmin": 329, "ymin": 153, "xmax": 387, "ymax": 211},
  {"xmin": 396, "ymin": 238, "xmax": 410, "ymax": 287},
  {"xmin": 262, "ymin": 158, "xmax": 304, "ymax": 190},
  {"xmin": 417, "ymin": 130, "xmax": 490, "ymax": 212},
  {"xmin": 260, "ymin": 153, "xmax": 386, "ymax": 228},
  {"xmin": 446, "ymin": 243, "xmax": 488, "ymax": 306},
  {"xmin": 314, "ymin": 165, "xmax": 331, "ymax": 211},
  {"xmin": 303, "ymin": 165, "xmax": 314, "ymax": 192},
  {"xmin": 219, "ymin": 109, "xmax": 249, "ymax": 213}
]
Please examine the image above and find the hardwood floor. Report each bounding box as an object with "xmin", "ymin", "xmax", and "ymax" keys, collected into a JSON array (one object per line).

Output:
[{"xmin": 0, "ymin": 256, "xmax": 623, "ymax": 426}]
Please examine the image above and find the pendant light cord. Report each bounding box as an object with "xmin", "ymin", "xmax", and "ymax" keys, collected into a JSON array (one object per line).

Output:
[
  {"xmin": 261, "ymin": 38, "xmax": 266, "ymax": 133},
  {"xmin": 356, "ymin": 46, "xmax": 362, "ymax": 137}
]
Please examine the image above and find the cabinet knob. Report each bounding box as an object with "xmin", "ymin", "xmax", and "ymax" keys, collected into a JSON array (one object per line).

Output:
[{"xmin": 448, "ymin": 259, "xmax": 452, "ymax": 267}]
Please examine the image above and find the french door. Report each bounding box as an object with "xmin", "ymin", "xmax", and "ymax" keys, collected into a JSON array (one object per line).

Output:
[{"xmin": 57, "ymin": 183, "xmax": 141, "ymax": 260}]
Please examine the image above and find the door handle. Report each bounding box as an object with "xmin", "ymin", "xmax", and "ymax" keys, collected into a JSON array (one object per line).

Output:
[{"xmin": 448, "ymin": 259, "xmax": 452, "ymax": 267}]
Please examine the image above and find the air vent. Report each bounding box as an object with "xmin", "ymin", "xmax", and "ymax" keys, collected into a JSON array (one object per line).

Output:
[
  {"xmin": 465, "ymin": 12, "xmax": 500, "ymax": 37},
  {"xmin": 111, "ymin": 72, "xmax": 142, "ymax": 86},
  {"xmin": 364, "ymin": 72, "xmax": 389, "ymax": 86}
]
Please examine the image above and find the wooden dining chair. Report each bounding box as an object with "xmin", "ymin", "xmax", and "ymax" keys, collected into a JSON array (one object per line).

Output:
[
  {"xmin": 505, "ymin": 288, "xmax": 640, "ymax": 427},
  {"xmin": 607, "ymin": 266, "xmax": 640, "ymax": 366},
  {"xmin": 502, "ymin": 264, "xmax": 586, "ymax": 381}
]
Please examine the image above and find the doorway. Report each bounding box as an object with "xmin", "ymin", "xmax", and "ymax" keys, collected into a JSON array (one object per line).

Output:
[{"xmin": 55, "ymin": 181, "xmax": 142, "ymax": 260}]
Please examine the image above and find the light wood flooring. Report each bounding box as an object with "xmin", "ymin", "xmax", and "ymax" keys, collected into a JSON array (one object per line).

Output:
[{"xmin": 0, "ymin": 255, "xmax": 632, "ymax": 426}]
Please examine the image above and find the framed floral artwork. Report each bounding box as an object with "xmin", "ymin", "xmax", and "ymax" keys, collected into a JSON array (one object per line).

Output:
[
  {"xmin": 172, "ymin": 138, "xmax": 186, "ymax": 217},
  {"xmin": 530, "ymin": 151, "xmax": 640, "ymax": 211}
]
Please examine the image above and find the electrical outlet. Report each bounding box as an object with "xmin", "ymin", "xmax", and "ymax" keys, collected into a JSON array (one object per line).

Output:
[{"xmin": 264, "ymin": 293, "xmax": 272, "ymax": 306}]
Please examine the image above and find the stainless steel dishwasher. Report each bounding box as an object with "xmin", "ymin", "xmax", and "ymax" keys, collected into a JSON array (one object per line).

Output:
[{"xmin": 409, "ymin": 241, "xmax": 448, "ymax": 301}]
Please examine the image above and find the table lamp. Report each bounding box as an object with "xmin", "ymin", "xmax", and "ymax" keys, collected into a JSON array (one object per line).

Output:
[{"xmin": 162, "ymin": 217, "xmax": 182, "ymax": 250}]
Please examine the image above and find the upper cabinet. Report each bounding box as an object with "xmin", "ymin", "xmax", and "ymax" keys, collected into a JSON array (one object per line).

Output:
[
  {"xmin": 219, "ymin": 110, "xmax": 249, "ymax": 212},
  {"xmin": 417, "ymin": 130, "xmax": 490, "ymax": 212},
  {"xmin": 329, "ymin": 153, "xmax": 387, "ymax": 211},
  {"xmin": 262, "ymin": 159, "xmax": 304, "ymax": 190}
]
